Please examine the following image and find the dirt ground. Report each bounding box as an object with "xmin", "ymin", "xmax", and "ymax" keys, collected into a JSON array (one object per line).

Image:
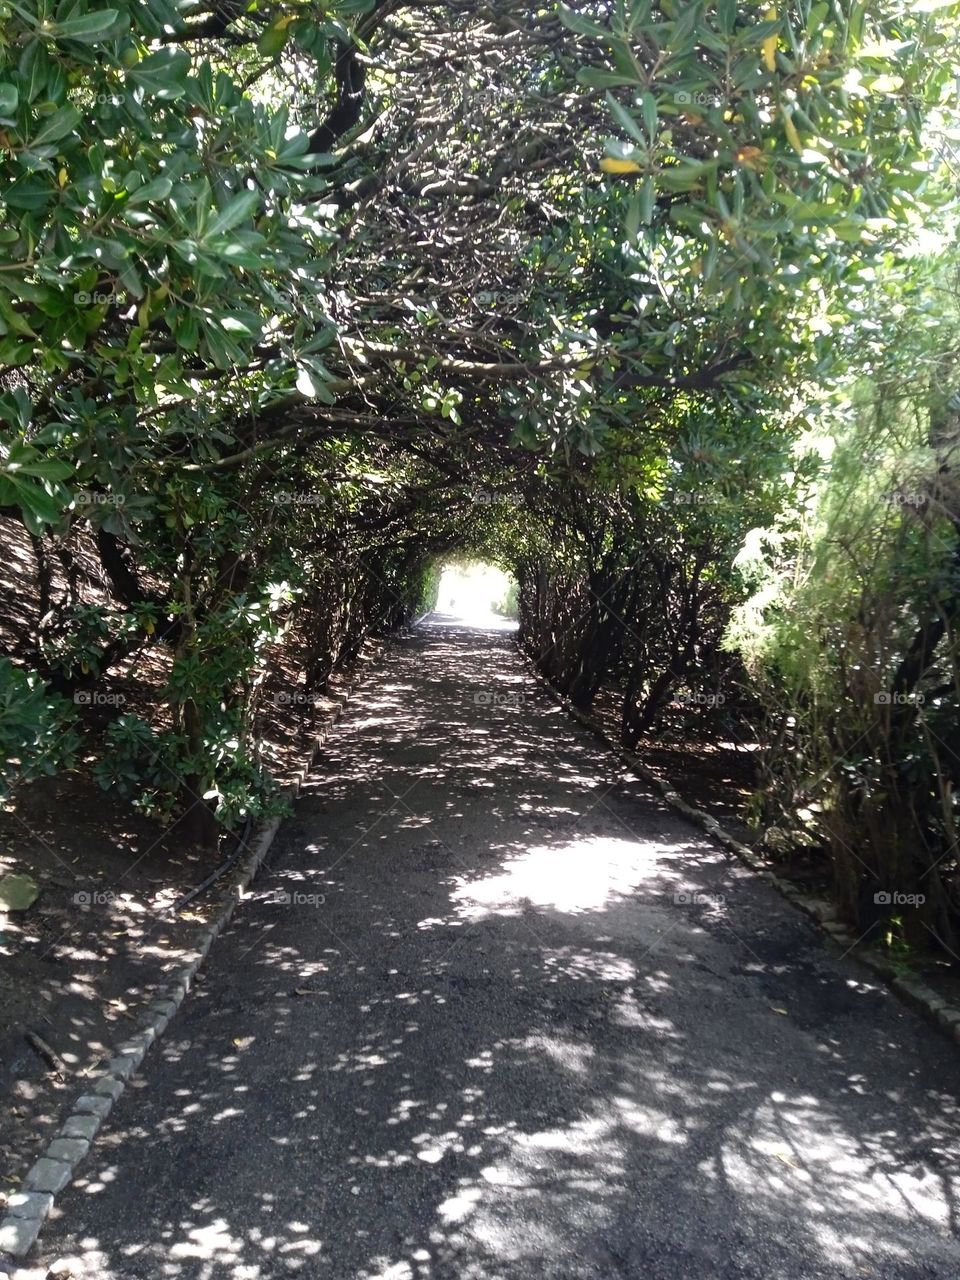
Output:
[{"xmin": 591, "ymin": 687, "xmax": 760, "ymax": 841}]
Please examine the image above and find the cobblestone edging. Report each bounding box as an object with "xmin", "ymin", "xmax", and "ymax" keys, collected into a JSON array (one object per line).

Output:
[
  {"xmin": 0, "ymin": 634, "xmax": 394, "ymax": 1265},
  {"xmin": 516, "ymin": 641, "xmax": 960, "ymax": 1052}
]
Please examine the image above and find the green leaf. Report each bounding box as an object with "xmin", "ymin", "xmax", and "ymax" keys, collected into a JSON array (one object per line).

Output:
[
  {"xmin": 578, "ymin": 67, "xmax": 637, "ymax": 90},
  {"xmin": 128, "ymin": 48, "xmax": 190, "ymax": 100},
  {"xmin": 639, "ymin": 174, "xmax": 655, "ymax": 223},
  {"xmin": 126, "ymin": 176, "xmax": 173, "ymax": 206},
  {"xmin": 205, "ymin": 190, "xmax": 260, "ymax": 240},
  {"xmin": 17, "ymin": 42, "xmax": 49, "ymax": 105},
  {"xmin": 558, "ymin": 3, "xmax": 609, "ymax": 39},
  {"xmin": 4, "ymin": 445, "xmax": 73, "ymax": 481},
  {"xmin": 201, "ymin": 318, "xmax": 242, "ymax": 368},
  {"xmin": 258, "ymin": 14, "xmax": 295, "ymax": 56},
  {"xmin": 606, "ymin": 92, "xmax": 645, "ymax": 144},
  {"xmin": 625, "ymin": 192, "xmax": 641, "ymax": 245},
  {"xmin": 220, "ymin": 312, "xmax": 262, "ymax": 337},
  {"xmin": 0, "ymin": 388, "xmax": 32, "ymax": 429},
  {"xmin": 53, "ymin": 9, "xmax": 125, "ymax": 42},
  {"xmin": 0, "ymin": 338, "xmax": 34, "ymax": 366},
  {"xmin": 717, "ymin": 0, "xmax": 737, "ymax": 36},
  {"xmin": 641, "ymin": 92, "xmax": 657, "ymax": 139},
  {"xmin": 172, "ymin": 310, "xmax": 199, "ymax": 351},
  {"xmin": 0, "ymin": 84, "xmax": 19, "ymax": 116},
  {"xmin": 29, "ymin": 105, "xmax": 80, "ymax": 147},
  {"xmin": 118, "ymin": 258, "xmax": 144, "ymax": 298},
  {"xmin": 0, "ymin": 294, "xmax": 36, "ymax": 337}
]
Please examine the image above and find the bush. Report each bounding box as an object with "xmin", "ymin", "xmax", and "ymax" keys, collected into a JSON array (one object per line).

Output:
[{"xmin": 0, "ymin": 659, "xmax": 79, "ymax": 800}]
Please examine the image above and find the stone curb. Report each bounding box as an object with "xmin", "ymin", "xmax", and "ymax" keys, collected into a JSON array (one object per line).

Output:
[
  {"xmin": 516, "ymin": 640, "xmax": 960, "ymax": 1052},
  {"xmin": 0, "ymin": 633, "xmax": 395, "ymax": 1265}
]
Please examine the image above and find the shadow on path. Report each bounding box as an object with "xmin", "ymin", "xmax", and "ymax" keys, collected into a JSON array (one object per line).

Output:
[{"xmin": 29, "ymin": 615, "xmax": 960, "ymax": 1279}]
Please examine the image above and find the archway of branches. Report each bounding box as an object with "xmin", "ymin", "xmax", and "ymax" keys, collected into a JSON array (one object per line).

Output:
[{"xmin": 2, "ymin": 0, "xmax": 960, "ymax": 954}]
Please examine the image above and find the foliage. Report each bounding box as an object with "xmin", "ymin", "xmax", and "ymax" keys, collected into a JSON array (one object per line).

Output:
[
  {"xmin": 413, "ymin": 561, "xmax": 442, "ymax": 618},
  {"xmin": 92, "ymin": 712, "xmax": 287, "ymax": 827},
  {"xmin": 493, "ymin": 580, "xmax": 519, "ymax": 620},
  {"xmin": 1, "ymin": 0, "xmax": 960, "ymax": 969},
  {"xmin": 0, "ymin": 658, "xmax": 79, "ymax": 799},
  {"xmin": 725, "ymin": 255, "xmax": 960, "ymax": 948}
]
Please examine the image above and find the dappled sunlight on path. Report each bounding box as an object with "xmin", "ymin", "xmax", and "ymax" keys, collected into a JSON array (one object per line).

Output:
[{"xmin": 30, "ymin": 619, "xmax": 960, "ymax": 1280}]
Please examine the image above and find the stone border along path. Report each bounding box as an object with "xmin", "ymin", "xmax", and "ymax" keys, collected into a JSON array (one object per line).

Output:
[
  {"xmin": 0, "ymin": 630, "xmax": 400, "ymax": 1265},
  {"xmin": 514, "ymin": 639, "xmax": 960, "ymax": 1050}
]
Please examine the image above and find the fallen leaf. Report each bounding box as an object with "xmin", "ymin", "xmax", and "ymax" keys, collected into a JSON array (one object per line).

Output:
[
  {"xmin": 772, "ymin": 1147, "xmax": 800, "ymax": 1169},
  {"xmin": 0, "ymin": 874, "xmax": 41, "ymax": 912}
]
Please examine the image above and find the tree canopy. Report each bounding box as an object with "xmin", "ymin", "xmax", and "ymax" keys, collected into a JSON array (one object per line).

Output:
[{"xmin": 2, "ymin": 0, "xmax": 960, "ymax": 951}]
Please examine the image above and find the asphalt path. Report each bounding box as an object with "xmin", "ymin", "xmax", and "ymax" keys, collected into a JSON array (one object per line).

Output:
[{"xmin": 26, "ymin": 614, "xmax": 960, "ymax": 1279}]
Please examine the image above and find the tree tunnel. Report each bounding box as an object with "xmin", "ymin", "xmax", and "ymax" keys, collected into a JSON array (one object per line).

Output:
[{"xmin": 1, "ymin": 0, "xmax": 959, "ymax": 954}]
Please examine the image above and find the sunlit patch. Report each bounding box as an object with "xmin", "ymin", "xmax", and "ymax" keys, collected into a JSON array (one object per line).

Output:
[
  {"xmin": 451, "ymin": 836, "xmax": 678, "ymax": 916},
  {"xmin": 609, "ymin": 1095, "xmax": 688, "ymax": 1144},
  {"xmin": 433, "ymin": 1112, "xmax": 628, "ymax": 1261},
  {"xmin": 363, "ymin": 1150, "xmax": 415, "ymax": 1168},
  {"xmin": 169, "ymin": 1218, "xmax": 246, "ymax": 1261},
  {"xmin": 435, "ymin": 561, "xmax": 515, "ymax": 625},
  {"xmin": 527, "ymin": 1032, "xmax": 595, "ymax": 1075},
  {"xmin": 720, "ymin": 1090, "xmax": 959, "ymax": 1263},
  {"xmin": 411, "ymin": 1127, "xmax": 465, "ymax": 1163},
  {"xmin": 278, "ymin": 1236, "xmax": 323, "ymax": 1258},
  {"xmin": 359, "ymin": 1259, "xmax": 415, "ymax": 1280},
  {"xmin": 543, "ymin": 947, "xmax": 635, "ymax": 983},
  {"xmin": 438, "ymin": 1183, "xmax": 484, "ymax": 1223},
  {"xmin": 210, "ymin": 1106, "xmax": 244, "ymax": 1122}
]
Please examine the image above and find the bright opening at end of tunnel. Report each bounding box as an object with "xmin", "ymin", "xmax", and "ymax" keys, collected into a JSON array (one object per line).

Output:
[{"xmin": 435, "ymin": 559, "xmax": 517, "ymax": 627}]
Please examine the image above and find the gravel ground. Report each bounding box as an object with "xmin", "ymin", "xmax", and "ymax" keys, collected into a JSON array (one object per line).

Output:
[{"xmin": 22, "ymin": 614, "xmax": 960, "ymax": 1280}]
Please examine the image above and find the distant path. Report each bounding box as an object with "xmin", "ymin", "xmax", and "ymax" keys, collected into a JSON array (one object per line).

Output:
[{"xmin": 29, "ymin": 615, "xmax": 960, "ymax": 1279}]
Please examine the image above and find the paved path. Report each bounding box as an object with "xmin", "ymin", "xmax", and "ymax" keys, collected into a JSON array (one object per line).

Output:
[{"xmin": 27, "ymin": 616, "xmax": 960, "ymax": 1279}]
